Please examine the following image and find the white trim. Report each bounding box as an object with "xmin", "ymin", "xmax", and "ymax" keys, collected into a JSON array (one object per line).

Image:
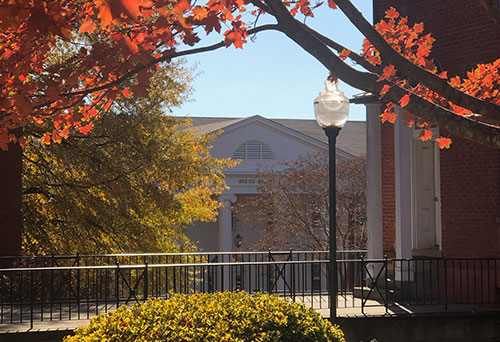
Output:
[
  {"xmin": 366, "ymin": 103, "xmax": 383, "ymax": 260},
  {"xmin": 394, "ymin": 113, "xmax": 413, "ymax": 261},
  {"xmin": 213, "ymin": 115, "xmax": 355, "ymax": 160}
]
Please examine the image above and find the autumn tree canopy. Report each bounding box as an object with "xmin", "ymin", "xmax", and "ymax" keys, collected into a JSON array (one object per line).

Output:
[
  {"xmin": 1, "ymin": 0, "xmax": 499, "ymax": 150},
  {"xmin": 22, "ymin": 64, "xmax": 236, "ymax": 255}
]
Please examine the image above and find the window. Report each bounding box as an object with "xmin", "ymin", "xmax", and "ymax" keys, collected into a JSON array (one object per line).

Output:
[{"xmin": 232, "ymin": 141, "xmax": 275, "ymax": 160}]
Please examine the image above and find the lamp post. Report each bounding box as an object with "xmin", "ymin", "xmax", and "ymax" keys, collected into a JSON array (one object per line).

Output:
[{"xmin": 314, "ymin": 80, "xmax": 350, "ymax": 322}]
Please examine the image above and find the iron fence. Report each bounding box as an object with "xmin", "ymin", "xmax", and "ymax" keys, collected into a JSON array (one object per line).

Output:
[
  {"xmin": 0, "ymin": 255, "xmax": 499, "ymax": 329},
  {"xmin": 0, "ymin": 250, "xmax": 367, "ymax": 268}
]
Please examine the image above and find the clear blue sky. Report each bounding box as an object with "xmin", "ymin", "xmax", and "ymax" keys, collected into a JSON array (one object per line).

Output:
[{"xmin": 171, "ymin": 1, "xmax": 373, "ymax": 121}]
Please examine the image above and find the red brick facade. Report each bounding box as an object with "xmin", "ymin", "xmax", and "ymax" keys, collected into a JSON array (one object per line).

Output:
[
  {"xmin": 380, "ymin": 122, "xmax": 396, "ymax": 257},
  {"xmin": 440, "ymin": 135, "xmax": 500, "ymax": 258},
  {"xmin": 375, "ymin": 0, "xmax": 500, "ymax": 258}
]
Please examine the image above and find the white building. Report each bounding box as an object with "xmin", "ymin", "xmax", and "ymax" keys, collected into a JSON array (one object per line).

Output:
[{"xmin": 185, "ymin": 115, "xmax": 366, "ymax": 252}]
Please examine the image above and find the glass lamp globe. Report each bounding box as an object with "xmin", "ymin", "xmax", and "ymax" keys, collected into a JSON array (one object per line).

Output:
[{"xmin": 313, "ymin": 80, "xmax": 350, "ymax": 128}]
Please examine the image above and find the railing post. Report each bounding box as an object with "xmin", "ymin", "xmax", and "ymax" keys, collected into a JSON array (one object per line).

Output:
[
  {"xmin": 361, "ymin": 255, "xmax": 365, "ymax": 315},
  {"xmin": 267, "ymin": 249, "xmax": 272, "ymax": 293},
  {"xmin": 384, "ymin": 255, "xmax": 388, "ymax": 314},
  {"xmin": 144, "ymin": 262, "xmax": 149, "ymax": 301},
  {"xmin": 444, "ymin": 259, "xmax": 448, "ymax": 310},
  {"xmin": 76, "ymin": 253, "xmax": 80, "ymax": 320},
  {"xmin": 30, "ymin": 270, "xmax": 34, "ymax": 330},
  {"xmin": 115, "ymin": 262, "xmax": 120, "ymax": 309}
]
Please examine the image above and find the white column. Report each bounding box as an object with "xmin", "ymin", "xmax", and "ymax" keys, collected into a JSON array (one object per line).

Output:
[
  {"xmin": 366, "ymin": 103, "xmax": 383, "ymax": 261},
  {"xmin": 218, "ymin": 194, "xmax": 237, "ymax": 291},
  {"xmin": 394, "ymin": 113, "xmax": 413, "ymax": 281},
  {"xmin": 218, "ymin": 194, "xmax": 237, "ymax": 252}
]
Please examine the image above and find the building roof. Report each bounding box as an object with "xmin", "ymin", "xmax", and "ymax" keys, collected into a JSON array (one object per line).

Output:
[{"xmin": 186, "ymin": 115, "xmax": 366, "ymax": 157}]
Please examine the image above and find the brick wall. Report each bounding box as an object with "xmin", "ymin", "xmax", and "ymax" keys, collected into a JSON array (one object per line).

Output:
[
  {"xmin": 440, "ymin": 134, "xmax": 500, "ymax": 258},
  {"xmin": 374, "ymin": 0, "xmax": 500, "ymax": 77},
  {"xmin": 374, "ymin": 0, "xmax": 500, "ymax": 258},
  {"xmin": 381, "ymin": 122, "xmax": 396, "ymax": 256}
]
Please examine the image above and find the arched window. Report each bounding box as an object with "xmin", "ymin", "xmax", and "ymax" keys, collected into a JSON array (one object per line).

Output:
[{"xmin": 232, "ymin": 141, "xmax": 275, "ymax": 160}]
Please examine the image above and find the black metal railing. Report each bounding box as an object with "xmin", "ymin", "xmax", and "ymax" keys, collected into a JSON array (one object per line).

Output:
[
  {"xmin": 0, "ymin": 250, "xmax": 367, "ymax": 268},
  {"xmin": 1, "ymin": 254, "xmax": 499, "ymax": 329}
]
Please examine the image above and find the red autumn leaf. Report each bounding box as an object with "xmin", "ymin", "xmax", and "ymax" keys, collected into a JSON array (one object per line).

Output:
[
  {"xmin": 174, "ymin": 0, "xmax": 191, "ymax": 16},
  {"xmin": 79, "ymin": 123, "xmax": 93, "ymax": 135},
  {"xmin": 438, "ymin": 71, "xmax": 448, "ymax": 79},
  {"xmin": 98, "ymin": 3, "xmax": 113, "ymax": 27},
  {"xmin": 377, "ymin": 65, "xmax": 396, "ymax": 82},
  {"xmin": 41, "ymin": 133, "xmax": 51, "ymax": 145},
  {"xmin": 87, "ymin": 107, "xmax": 98, "ymax": 118},
  {"xmin": 379, "ymin": 84, "xmax": 391, "ymax": 98},
  {"xmin": 399, "ymin": 94, "xmax": 410, "ymax": 107},
  {"xmin": 192, "ymin": 6, "xmax": 209, "ymax": 20},
  {"xmin": 119, "ymin": 0, "xmax": 142, "ymax": 18},
  {"xmin": 339, "ymin": 49, "xmax": 350, "ymax": 61},
  {"xmin": 385, "ymin": 7, "xmax": 399, "ymax": 19},
  {"xmin": 436, "ymin": 137, "xmax": 452, "ymax": 149},
  {"xmin": 122, "ymin": 87, "xmax": 131, "ymax": 98},
  {"xmin": 413, "ymin": 22, "xmax": 424, "ymax": 34},
  {"xmin": 224, "ymin": 21, "xmax": 247, "ymax": 49},
  {"xmin": 380, "ymin": 111, "xmax": 397, "ymax": 124},
  {"xmin": 327, "ymin": 0, "xmax": 336, "ymax": 9},
  {"xmin": 417, "ymin": 44, "xmax": 431, "ymax": 58},
  {"xmin": 419, "ymin": 129, "xmax": 433, "ymax": 141}
]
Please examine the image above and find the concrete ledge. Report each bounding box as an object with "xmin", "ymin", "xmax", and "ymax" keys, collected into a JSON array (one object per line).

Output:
[
  {"xmin": 338, "ymin": 312, "xmax": 500, "ymax": 342},
  {"xmin": 0, "ymin": 330, "xmax": 73, "ymax": 342}
]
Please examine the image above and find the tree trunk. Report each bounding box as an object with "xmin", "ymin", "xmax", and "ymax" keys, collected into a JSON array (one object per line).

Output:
[{"xmin": 0, "ymin": 133, "xmax": 22, "ymax": 257}]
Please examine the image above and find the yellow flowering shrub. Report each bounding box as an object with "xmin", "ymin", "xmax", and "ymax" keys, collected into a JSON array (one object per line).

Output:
[{"xmin": 64, "ymin": 292, "xmax": 345, "ymax": 342}]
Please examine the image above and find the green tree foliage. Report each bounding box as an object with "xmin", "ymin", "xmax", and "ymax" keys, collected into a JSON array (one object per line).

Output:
[
  {"xmin": 22, "ymin": 64, "xmax": 236, "ymax": 255},
  {"xmin": 65, "ymin": 293, "xmax": 345, "ymax": 342}
]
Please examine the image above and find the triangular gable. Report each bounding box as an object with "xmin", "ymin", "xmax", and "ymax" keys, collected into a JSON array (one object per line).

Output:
[{"xmin": 211, "ymin": 115, "xmax": 354, "ymax": 160}]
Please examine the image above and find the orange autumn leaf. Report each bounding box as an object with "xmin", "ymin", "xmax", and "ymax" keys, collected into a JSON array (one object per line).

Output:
[
  {"xmin": 174, "ymin": 0, "xmax": 191, "ymax": 16},
  {"xmin": 327, "ymin": 0, "xmax": 336, "ymax": 9},
  {"xmin": 41, "ymin": 133, "xmax": 51, "ymax": 145},
  {"xmin": 377, "ymin": 65, "xmax": 396, "ymax": 82},
  {"xmin": 192, "ymin": 6, "xmax": 209, "ymax": 20},
  {"xmin": 119, "ymin": 0, "xmax": 143, "ymax": 18},
  {"xmin": 436, "ymin": 137, "xmax": 452, "ymax": 149},
  {"xmin": 98, "ymin": 3, "xmax": 113, "ymax": 27},
  {"xmin": 122, "ymin": 87, "xmax": 131, "ymax": 98},
  {"xmin": 380, "ymin": 111, "xmax": 397, "ymax": 124},
  {"xmin": 379, "ymin": 84, "xmax": 391, "ymax": 98},
  {"xmin": 79, "ymin": 19, "xmax": 96, "ymax": 33},
  {"xmin": 339, "ymin": 49, "xmax": 350, "ymax": 61},
  {"xmin": 399, "ymin": 94, "xmax": 410, "ymax": 107},
  {"xmin": 385, "ymin": 7, "xmax": 399, "ymax": 19},
  {"xmin": 79, "ymin": 123, "xmax": 93, "ymax": 134},
  {"xmin": 419, "ymin": 129, "xmax": 433, "ymax": 141}
]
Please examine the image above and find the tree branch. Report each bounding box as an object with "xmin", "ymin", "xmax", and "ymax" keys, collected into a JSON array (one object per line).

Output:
[
  {"xmin": 265, "ymin": 0, "xmax": 500, "ymax": 149},
  {"xmin": 476, "ymin": 0, "xmax": 500, "ymax": 25},
  {"xmin": 300, "ymin": 23, "xmax": 382, "ymax": 74},
  {"xmin": 334, "ymin": 0, "xmax": 500, "ymax": 122},
  {"xmin": 61, "ymin": 24, "xmax": 280, "ymax": 98}
]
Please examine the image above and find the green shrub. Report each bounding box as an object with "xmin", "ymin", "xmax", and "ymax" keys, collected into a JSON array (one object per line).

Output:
[{"xmin": 64, "ymin": 292, "xmax": 345, "ymax": 342}]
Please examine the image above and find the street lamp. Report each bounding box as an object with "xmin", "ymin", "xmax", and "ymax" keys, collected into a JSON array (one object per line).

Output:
[{"xmin": 314, "ymin": 79, "xmax": 350, "ymax": 322}]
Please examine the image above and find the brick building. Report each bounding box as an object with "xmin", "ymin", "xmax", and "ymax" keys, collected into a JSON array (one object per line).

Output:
[{"xmin": 364, "ymin": 1, "xmax": 500, "ymax": 262}]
